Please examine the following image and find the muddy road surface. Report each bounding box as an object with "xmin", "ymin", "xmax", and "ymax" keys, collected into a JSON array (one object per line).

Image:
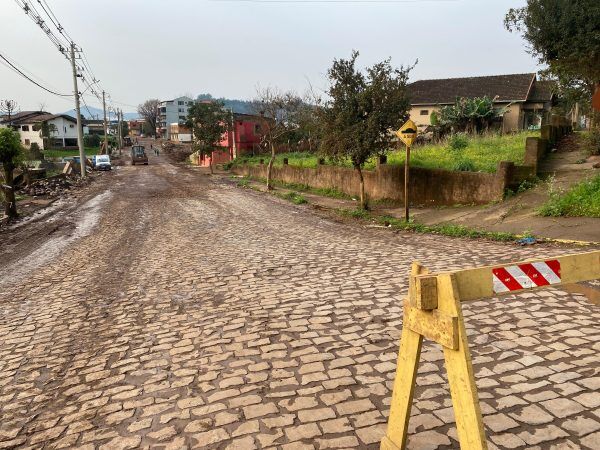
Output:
[{"xmin": 0, "ymin": 152, "xmax": 598, "ymax": 449}]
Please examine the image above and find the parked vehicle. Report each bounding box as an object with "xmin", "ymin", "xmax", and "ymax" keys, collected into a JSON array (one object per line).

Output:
[
  {"xmin": 123, "ymin": 136, "xmax": 132, "ymax": 146},
  {"xmin": 95, "ymin": 154, "xmax": 112, "ymax": 171},
  {"xmin": 131, "ymin": 145, "xmax": 148, "ymax": 165}
]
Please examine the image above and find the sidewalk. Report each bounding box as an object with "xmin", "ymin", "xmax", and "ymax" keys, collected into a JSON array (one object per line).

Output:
[{"xmin": 225, "ymin": 172, "xmax": 600, "ymax": 244}]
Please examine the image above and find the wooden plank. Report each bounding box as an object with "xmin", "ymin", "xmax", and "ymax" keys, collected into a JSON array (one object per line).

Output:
[
  {"xmin": 438, "ymin": 273, "xmax": 488, "ymax": 450},
  {"xmin": 403, "ymin": 302, "xmax": 458, "ymax": 350},
  {"xmin": 436, "ymin": 251, "xmax": 600, "ymax": 302},
  {"xmin": 382, "ymin": 324, "xmax": 423, "ymax": 450},
  {"xmin": 381, "ymin": 261, "xmax": 427, "ymax": 450},
  {"xmin": 415, "ymin": 275, "xmax": 438, "ymax": 310}
]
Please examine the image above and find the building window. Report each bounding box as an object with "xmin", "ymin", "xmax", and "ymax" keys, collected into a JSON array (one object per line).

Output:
[
  {"xmin": 178, "ymin": 101, "xmax": 184, "ymax": 105},
  {"xmin": 22, "ymin": 125, "xmax": 29, "ymax": 131},
  {"xmin": 69, "ymin": 124, "xmax": 74, "ymax": 128},
  {"xmin": 24, "ymin": 139, "xmax": 30, "ymax": 146},
  {"xmin": 179, "ymin": 116, "xmax": 186, "ymax": 121},
  {"xmin": 254, "ymin": 124, "xmax": 261, "ymax": 134},
  {"xmin": 420, "ymin": 110, "xmax": 429, "ymax": 116}
]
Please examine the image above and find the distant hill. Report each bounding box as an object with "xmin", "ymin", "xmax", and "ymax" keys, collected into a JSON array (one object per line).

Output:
[
  {"xmin": 62, "ymin": 107, "xmax": 139, "ymax": 121},
  {"xmin": 196, "ymin": 94, "xmax": 254, "ymax": 114}
]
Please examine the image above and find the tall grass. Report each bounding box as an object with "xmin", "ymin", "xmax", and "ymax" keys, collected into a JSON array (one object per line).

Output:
[
  {"xmin": 539, "ymin": 174, "xmax": 600, "ymax": 218},
  {"xmin": 232, "ymin": 131, "xmax": 536, "ymax": 173}
]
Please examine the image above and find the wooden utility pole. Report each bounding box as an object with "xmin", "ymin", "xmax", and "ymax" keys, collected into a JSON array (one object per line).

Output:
[
  {"xmin": 70, "ymin": 42, "xmax": 86, "ymax": 177},
  {"xmin": 117, "ymin": 109, "xmax": 123, "ymax": 150},
  {"xmin": 102, "ymin": 91, "xmax": 108, "ymax": 154}
]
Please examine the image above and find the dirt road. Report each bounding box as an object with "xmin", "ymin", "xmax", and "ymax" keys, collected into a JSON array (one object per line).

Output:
[{"xmin": 0, "ymin": 152, "xmax": 598, "ymax": 449}]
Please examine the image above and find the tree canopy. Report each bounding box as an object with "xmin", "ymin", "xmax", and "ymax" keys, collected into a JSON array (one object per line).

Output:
[
  {"xmin": 319, "ymin": 50, "xmax": 411, "ymax": 208},
  {"xmin": 505, "ymin": 0, "xmax": 600, "ymax": 114},
  {"xmin": 186, "ymin": 100, "xmax": 230, "ymax": 174}
]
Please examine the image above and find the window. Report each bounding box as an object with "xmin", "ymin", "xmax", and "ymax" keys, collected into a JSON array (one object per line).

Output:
[
  {"xmin": 254, "ymin": 124, "xmax": 261, "ymax": 134},
  {"xmin": 69, "ymin": 124, "xmax": 74, "ymax": 128},
  {"xmin": 24, "ymin": 139, "xmax": 30, "ymax": 146},
  {"xmin": 420, "ymin": 110, "xmax": 429, "ymax": 116},
  {"xmin": 21, "ymin": 125, "xmax": 29, "ymax": 131},
  {"xmin": 178, "ymin": 101, "xmax": 184, "ymax": 105},
  {"xmin": 179, "ymin": 116, "xmax": 186, "ymax": 121}
]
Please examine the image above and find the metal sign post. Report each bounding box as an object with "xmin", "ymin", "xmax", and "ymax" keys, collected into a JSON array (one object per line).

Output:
[{"xmin": 396, "ymin": 120, "xmax": 418, "ymax": 222}]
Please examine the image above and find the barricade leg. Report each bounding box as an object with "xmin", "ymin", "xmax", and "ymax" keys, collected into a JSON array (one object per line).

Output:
[
  {"xmin": 381, "ymin": 325, "xmax": 423, "ymax": 450},
  {"xmin": 438, "ymin": 274, "xmax": 487, "ymax": 450}
]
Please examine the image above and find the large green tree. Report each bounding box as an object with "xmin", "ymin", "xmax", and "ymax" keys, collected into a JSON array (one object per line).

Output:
[
  {"xmin": 319, "ymin": 51, "xmax": 411, "ymax": 209},
  {"xmin": 0, "ymin": 127, "xmax": 24, "ymax": 218},
  {"xmin": 186, "ymin": 100, "xmax": 229, "ymax": 174},
  {"xmin": 505, "ymin": 0, "xmax": 600, "ymax": 124}
]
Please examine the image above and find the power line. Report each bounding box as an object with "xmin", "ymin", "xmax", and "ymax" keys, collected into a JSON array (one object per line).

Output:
[
  {"xmin": 209, "ymin": 0, "xmax": 457, "ymax": 3},
  {"xmin": 0, "ymin": 52, "xmax": 73, "ymax": 97}
]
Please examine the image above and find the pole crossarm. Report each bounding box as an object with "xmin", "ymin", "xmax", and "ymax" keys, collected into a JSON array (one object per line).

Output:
[{"xmin": 382, "ymin": 250, "xmax": 600, "ymax": 450}]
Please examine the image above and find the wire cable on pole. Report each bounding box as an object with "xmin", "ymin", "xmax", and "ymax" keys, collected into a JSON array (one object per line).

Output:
[{"xmin": 0, "ymin": 52, "xmax": 73, "ymax": 97}]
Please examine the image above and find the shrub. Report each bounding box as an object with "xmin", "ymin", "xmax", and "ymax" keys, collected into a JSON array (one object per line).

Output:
[
  {"xmin": 539, "ymin": 174, "xmax": 600, "ymax": 217},
  {"xmin": 453, "ymin": 159, "xmax": 475, "ymax": 171},
  {"xmin": 84, "ymin": 134, "xmax": 101, "ymax": 148},
  {"xmin": 448, "ymin": 133, "xmax": 469, "ymax": 151},
  {"xmin": 28, "ymin": 142, "xmax": 42, "ymax": 160},
  {"xmin": 580, "ymin": 129, "xmax": 600, "ymax": 156}
]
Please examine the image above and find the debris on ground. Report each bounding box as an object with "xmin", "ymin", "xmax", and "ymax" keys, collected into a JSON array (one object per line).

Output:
[
  {"xmin": 516, "ymin": 236, "xmax": 537, "ymax": 245},
  {"xmin": 162, "ymin": 141, "xmax": 193, "ymax": 162}
]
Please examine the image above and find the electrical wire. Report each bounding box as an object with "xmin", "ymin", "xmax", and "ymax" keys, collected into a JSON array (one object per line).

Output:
[{"xmin": 0, "ymin": 52, "xmax": 73, "ymax": 97}]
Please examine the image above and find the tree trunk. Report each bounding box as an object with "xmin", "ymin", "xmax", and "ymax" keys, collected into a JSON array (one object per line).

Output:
[
  {"xmin": 2, "ymin": 165, "xmax": 17, "ymax": 219},
  {"xmin": 356, "ymin": 165, "xmax": 366, "ymax": 210},
  {"xmin": 208, "ymin": 152, "xmax": 214, "ymax": 175},
  {"xmin": 266, "ymin": 142, "xmax": 275, "ymax": 190}
]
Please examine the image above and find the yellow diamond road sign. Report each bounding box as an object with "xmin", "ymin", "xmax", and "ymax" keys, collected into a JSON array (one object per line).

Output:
[{"xmin": 396, "ymin": 119, "xmax": 418, "ymax": 147}]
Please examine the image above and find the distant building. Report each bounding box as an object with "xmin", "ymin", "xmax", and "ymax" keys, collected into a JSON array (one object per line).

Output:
[
  {"xmin": 170, "ymin": 123, "xmax": 192, "ymax": 143},
  {"xmin": 127, "ymin": 119, "xmax": 146, "ymax": 137},
  {"xmin": 407, "ymin": 73, "xmax": 555, "ymax": 132},
  {"xmin": 84, "ymin": 119, "xmax": 105, "ymax": 136},
  {"xmin": 157, "ymin": 96, "xmax": 194, "ymax": 139},
  {"xmin": 0, "ymin": 111, "xmax": 87, "ymax": 149}
]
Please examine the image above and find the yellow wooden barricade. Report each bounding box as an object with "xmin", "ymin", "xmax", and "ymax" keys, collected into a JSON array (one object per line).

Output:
[{"xmin": 381, "ymin": 251, "xmax": 600, "ymax": 450}]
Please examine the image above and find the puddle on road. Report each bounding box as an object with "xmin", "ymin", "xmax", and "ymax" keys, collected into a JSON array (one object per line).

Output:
[
  {"xmin": 0, "ymin": 191, "xmax": 112, "ymax": 287},
  {"xmin": 560, "ymin": 282, "xmax": 600, "ymax": 306}
]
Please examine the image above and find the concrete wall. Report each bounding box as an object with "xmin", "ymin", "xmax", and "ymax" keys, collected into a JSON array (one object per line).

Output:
[
  {"xmin": 232, "ymin": 162, "xmax": 512, "ymax": 206},
  {"xmin": 409, "ymin": 106, "xmax": 441, "ymax": 131}
]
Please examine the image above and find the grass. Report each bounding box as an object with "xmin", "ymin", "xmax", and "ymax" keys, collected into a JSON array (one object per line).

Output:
[
  {"xmin": 338, "ymin": 209, "xmax": 520, "ymax": 241},
  {"xmin": 277, "ymin": 191, "xmax": 308, "ymax": 205},
  {"xmin": 240, "ymin": 175, "xmax": 351, "ymax": 200},
  {"xmin": 539, "ymin": 174, "xmax": 600, "ymax": 218},
  {"xmin": 42, "ymin": 147, "xmax": 100, "ymax": 159},
  {"xmin": 232, "ymin": 131, "xmax": 537, "ymax": 174}
]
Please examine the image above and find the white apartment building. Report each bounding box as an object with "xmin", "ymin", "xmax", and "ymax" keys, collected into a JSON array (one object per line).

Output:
[{"xmin": 156, "ymin": 96, "xmax": 194, "ymax": 139}]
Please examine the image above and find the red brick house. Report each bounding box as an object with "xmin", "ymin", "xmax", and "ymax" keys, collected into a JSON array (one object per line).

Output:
[{"xmin": 197, "ymin": 113, "xmax": 264, "ymax": 167}]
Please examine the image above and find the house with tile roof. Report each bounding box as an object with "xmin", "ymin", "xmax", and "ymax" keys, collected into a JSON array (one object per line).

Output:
[
  {"xmin": 407, "ymin": 73, "xmax": 555, "ymax": 132},
  {"xmin": 0, "ymin": 111, "xmax": 88, "ymax": 149}
]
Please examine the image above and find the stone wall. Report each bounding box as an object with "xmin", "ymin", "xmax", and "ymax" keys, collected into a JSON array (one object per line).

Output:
[{"xmin": 232, "ymin": 163, "xmax": 510, "ymax": 206}]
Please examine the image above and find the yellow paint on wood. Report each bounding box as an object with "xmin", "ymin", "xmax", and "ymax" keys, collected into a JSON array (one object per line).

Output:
[
  {"xmin": 437, "ymin": 273, "xmax": 487, "ymax": 450},
  {"xmin": 415, "ymin": 275, "xmax": 438, "ymax": 310},
  {"xmin": 403, "ymin": 302, "xmax": 458, "ymax": 350}
]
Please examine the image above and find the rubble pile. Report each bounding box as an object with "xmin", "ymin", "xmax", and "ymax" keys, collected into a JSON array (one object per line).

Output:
[
  {"xmin": 162, "ymin": 141, "xmax": 193, "ymax": 162},
  {"xmin": 20, "ymin": 175, "xmax": 77, "ymax": 197}
]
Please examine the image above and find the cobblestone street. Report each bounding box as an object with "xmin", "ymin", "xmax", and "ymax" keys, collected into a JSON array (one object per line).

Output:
[{"xmin": 0, "ymin": 157, "xmax": 598, "ymax": 449}]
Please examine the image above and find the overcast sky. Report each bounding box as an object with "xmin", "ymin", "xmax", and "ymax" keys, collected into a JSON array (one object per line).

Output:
[{"xmin": 1, "ymin": 0, "xmax": 536, "ymax": 114}]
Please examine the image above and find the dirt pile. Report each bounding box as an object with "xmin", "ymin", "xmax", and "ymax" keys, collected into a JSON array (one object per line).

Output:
[{"xmin": 162, "ymin": 141, "xmax": 193, "ymax": 163}]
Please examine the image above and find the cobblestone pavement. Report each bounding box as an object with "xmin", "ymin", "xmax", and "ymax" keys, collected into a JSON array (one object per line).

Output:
[{"xmin": 0, "ymin": 157, "xmax": 599, "ymax": 450}]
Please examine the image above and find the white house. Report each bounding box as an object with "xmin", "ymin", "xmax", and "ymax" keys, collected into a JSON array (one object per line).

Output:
[{"xmin": 0, "ymin": 111, "xmax": 88, "ymax": 149}]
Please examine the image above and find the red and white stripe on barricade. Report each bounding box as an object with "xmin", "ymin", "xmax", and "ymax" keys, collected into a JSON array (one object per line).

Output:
[{"xmin": 492, "ymin": 259, "xmax": 561, "ymax": 293}]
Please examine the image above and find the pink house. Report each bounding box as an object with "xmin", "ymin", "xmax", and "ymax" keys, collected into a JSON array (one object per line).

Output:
[{"xmin": 198, "ymin": 113, "xmax": 264, "ymax": 167}]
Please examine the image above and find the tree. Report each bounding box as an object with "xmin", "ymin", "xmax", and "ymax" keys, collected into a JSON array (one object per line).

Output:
[
  {"xmin": 0, "ymin": 128, "xmax": 24, "ymax": 218},
  {"xmin": 252, "ymin": 87, "xmax": 303, "ymax": 190},
  {"xmin": 505, "ymin": 0, "xmax": 600, "ymax": 125},
  {"xmin": 437, "ymin": 96, "xmax": 504, "ymax": 134},
  {"xmin": 137, "ymin": 99, "xmax": 159, "ymax": 137},
  {"xmin": 0, "ymin": 100, "xmax": 20, "ymax": 125},
  {"xmin": 186, "ymin": 100, "xmax": 229, "ymax": 175},
  {"xmin": 320, "ymin": 51, "xmax": 412, "ymax": 209}
]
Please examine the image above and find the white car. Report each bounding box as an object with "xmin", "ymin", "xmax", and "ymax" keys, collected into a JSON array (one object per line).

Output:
[{"xmin": 95, "ymin": 154, "xmax": 112, "ymax": 171}]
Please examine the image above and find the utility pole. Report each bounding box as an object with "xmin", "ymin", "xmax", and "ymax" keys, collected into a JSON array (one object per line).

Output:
[
  {"xmin": 70, "ymin": 42, "xmax": 86, "ymax": 178},
  {"xmin": 102, "ymin": 90, "xmax": 108, "ymax": 154},
  {"xmin": 118, "ymin": 109, "xmax": 123, "ymax": 150}
]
